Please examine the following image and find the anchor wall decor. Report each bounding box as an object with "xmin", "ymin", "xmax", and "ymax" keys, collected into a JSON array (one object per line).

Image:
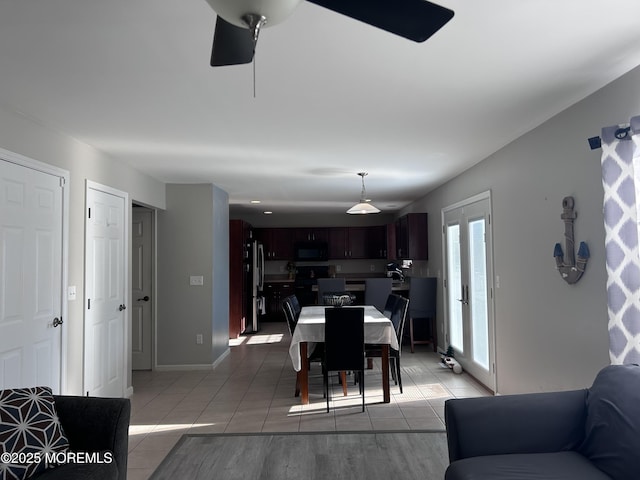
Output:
[{"xmin": 553, "ymin": 196, "xmax": 589, "ymax": 284}]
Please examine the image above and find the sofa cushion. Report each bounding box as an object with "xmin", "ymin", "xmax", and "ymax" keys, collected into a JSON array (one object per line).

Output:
[
  {"xmin": 580, "ymin": 364, "xmax": 640, "ymax": 480},
  {"xmin": 33, "ymin": 459, "xmax": 119, "ymax": 480},
  {"xmin": 0, "ymin": 387, "xmax": 69, "ymax": 480},
  {"xmin": 445, "ymin": 452, "xmax": 612, "ymax": 480}
]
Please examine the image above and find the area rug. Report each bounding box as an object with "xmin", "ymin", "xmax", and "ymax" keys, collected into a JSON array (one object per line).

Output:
[{"xmin": 150, "ymin": 430, "xmax": 449, "ymax": 480}]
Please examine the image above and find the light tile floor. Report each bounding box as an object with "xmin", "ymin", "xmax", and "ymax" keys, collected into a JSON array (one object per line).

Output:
[{"xmin": 127, "ymin": 321, "xmax": 490, "ymax": 480}]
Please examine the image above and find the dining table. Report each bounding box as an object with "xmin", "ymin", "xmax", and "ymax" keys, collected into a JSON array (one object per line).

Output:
[{"xmin": 288, "ymin": 305, "xmax": 400, "ymax": 405}]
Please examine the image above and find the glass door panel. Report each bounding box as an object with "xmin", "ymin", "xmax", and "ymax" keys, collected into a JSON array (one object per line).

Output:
[
  {"xmin": 447, "ymin": 224, "xmax": 463, "ymax": 352},
  {"xmin": 443, "ymin": 194, "xmax": 495, "ymax": 391},
  {"xmin": 469, "ymin": 218, "xmax": 489, "ymax": 369}
]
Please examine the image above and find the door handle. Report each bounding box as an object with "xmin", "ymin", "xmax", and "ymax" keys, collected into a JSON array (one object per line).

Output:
[
  {"xmin": 52, "ymin": 317, "xmax": 63, "ymax": 328},
  {"xmin": 119, "ymin": 304, "xmax": 127, "ymax": 311},
  {"xmin": 137, "ymin": 296, "xmax": 150, "ymax": 302}
]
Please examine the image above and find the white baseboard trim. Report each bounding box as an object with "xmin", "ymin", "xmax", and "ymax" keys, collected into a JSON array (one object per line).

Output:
[{"xmin": 155, "ymin": 348, "xmax": 231, "ymax": 372}]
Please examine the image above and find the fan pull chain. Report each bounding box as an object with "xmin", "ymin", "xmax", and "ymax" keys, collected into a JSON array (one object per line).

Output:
[{"xmin": 253, "ymin": 53, "xmax": 257, "ymax": 98}]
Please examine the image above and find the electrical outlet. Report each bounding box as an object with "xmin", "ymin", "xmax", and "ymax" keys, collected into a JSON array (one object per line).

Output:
[
  {"xmin": 68, "ymin": 285, "xmax": 77, "ymax": 301},
  {"xmin": 370, "ymin": 264, "xmax": 375, "ymax": 272},
  {"xmin": 190, "ymin": 275, "xmax": 204, "ymax": 286},
  {"xmin": 336, "ymin": 265, "xmax": 341, "ymax": 272},
  {"xmin": 196, "ymin": 334, "xmax": 203, "ymax": 345}
]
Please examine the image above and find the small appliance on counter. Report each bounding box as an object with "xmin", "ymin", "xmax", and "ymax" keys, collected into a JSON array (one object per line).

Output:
[{"xmin": 386, "ymin": 259, "xmax": 413, "ymax": 282}]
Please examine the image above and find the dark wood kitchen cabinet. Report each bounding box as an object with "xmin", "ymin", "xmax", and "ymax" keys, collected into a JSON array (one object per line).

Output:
[
  {"xmin": 368, "ymin": 225, "xmax": 388, "ymax": 259},
  {"xmin": 263, "ymin": 281, "xmax": 294, "ymax": 321},
  {"xmin": 329, "ymin": 226, "xmax": 387, "ymax": 259},
  {"xmin": 291, "ymin": 227, "xmax": 329, "ymax": 243},
  {"xmin": 255, "ymin": 228, "xmax": 293, "ymax": 260},
  {"xmin": 394, "ymin": 213, "xmax": 428, "ymax": 260},
  {"xmin": 229, "ymin": 219, "xmax": 250, "ymax": 338}
]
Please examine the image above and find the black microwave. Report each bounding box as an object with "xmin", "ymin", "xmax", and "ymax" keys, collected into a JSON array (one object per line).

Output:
[{"xmin": 294, "ymin": 242, "xmax": 328, "ymax": 262}]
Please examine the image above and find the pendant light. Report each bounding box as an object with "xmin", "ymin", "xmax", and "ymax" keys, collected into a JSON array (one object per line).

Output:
[{"xmin": 347, "ymin": 172, "xmax": 381, "ymax": 214}]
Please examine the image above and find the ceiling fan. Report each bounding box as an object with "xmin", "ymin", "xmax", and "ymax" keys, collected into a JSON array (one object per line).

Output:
[{"xmin": 205, "ymin": 0, "xmax": 455, "ymax": 67}]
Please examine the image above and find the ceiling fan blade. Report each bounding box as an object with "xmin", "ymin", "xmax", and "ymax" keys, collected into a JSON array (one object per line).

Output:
[
  {"xmin": 306, "ymin": 0, "xmax": 454, "ymax": 42},
  {"xmin": 210, "ymin": 16, "xmax": 255, "ymax": 67}
]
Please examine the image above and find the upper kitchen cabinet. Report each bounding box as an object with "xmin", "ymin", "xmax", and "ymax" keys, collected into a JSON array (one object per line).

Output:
[
  {"xmin": 394, "ymin": 213, "xmax": 428, "ymax": 260},
  {"xmin": 329, "ymin": 226, "xmax": 387, "ymax": 259},
  {"xmin": 368, "ymin": 225, "xmax": 388, "ymax": 259},
  {"xmin": 255, "ymin": 228, "xmax": 293, "ymax": 260},
  {"xmin": 291, "ymin": 227, "xmax": 329, "ymax": 243}
]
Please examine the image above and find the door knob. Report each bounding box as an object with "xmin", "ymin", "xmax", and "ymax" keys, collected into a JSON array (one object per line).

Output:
[
  {"xmin": 52, "ymin": 317, "xmax": 63, "ymax": 328},
  {"xmin": 137, "ymin": 296, "xmax": 150, "ymax": 302},
  {"xmin": 119, "ymin": 304, "xmax": 127, "ymax": 311}
]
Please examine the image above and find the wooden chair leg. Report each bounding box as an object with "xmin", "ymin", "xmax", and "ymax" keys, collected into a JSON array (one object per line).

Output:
[{"xmin": 340, "ymin": 371, "xmax": 348, "ymax": 396}]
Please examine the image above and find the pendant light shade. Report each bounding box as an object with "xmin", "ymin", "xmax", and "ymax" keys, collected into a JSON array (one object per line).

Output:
[{"xmin": 347, "ymin": 172, "xmax": 381, "ymax": 214}]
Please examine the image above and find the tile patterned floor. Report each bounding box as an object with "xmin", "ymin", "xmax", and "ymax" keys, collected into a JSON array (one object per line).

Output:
[{"xmin": 127, "ymin": 321, "xmax": 490, "ymax": 480}]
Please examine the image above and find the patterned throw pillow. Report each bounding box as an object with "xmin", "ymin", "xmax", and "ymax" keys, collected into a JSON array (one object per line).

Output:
[{"xmin": 0, "ymin": 386, "xmax": 69, "ymax": 480}]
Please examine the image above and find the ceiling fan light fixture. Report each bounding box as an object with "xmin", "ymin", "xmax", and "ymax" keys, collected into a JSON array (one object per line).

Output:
[
  {"xmin": 346, "ymin": 172, "xmax": 381, "ymax": 215},
  {"xmin": 205, "ymin": 0, "xmax": 304, "ymax": 28}
]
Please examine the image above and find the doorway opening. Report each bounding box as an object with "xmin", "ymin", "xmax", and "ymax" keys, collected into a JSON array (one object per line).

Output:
[{"xmin": 132, "ymin": 204, "xmax": 155, "ymax": 371}]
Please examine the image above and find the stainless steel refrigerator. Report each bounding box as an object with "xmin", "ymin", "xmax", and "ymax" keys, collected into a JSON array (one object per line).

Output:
[{"xmin": 245, "ymin": 238, "xmax": 264, "ymax": 333}]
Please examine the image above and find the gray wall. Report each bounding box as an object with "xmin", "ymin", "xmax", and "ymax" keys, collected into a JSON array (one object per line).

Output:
[
  {"xmin": 157, "ymin": 183, "xmax": 230, "ymax": 368},
  {"xmin": 0, "ymin": 105, "xmax": 166, "ymax": 395},
  {"xmin": 404, "ymin": 64, "xmax": 640, "ymax": 395},
  {"xmin": 212, "ymin": 185, "xmax": 230, "ymax": 362}
]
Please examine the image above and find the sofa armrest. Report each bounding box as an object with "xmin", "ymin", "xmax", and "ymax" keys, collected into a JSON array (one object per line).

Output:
[
  {"xmin": 445, "ymin": 389, "xmax": 587, "ymax": 462},
  {"xmin": 53, "ymin": 395, "xmax": 130, "ymax": 480}
]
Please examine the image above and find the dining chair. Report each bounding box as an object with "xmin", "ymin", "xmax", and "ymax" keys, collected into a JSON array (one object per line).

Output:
[
  {"xmin": 282, "ymin": 295, "xmax": 298, "ymax": 336},
  {"xmin": 408, "ymin": 277, "xmax": 437, "ymax": 352},
  {"xmin": 323, "ymin": 307, "xmax": 366, "ymax": 412},
  {"xmin": 282, "ymin": 294, "xmax": 324, "ymax": 397},
  {"xmin": 382, "ymin": 293, "xmax": 400, "ymax": 319},
  {"xmin": 365, "ymin": 295, "xmax": 410, "ymax": 393},
  {"xmin": 316, "ymin": 278, "xmax": 346, "ymax": 304},
  {"xmin": 364, "ymin": 278, "xmax": 393, "ymax": 312}
]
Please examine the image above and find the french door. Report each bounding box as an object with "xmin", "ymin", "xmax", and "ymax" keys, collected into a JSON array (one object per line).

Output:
[{"xmin": 443, "ymin": 192, "xmax": 496, "ymax": 391}]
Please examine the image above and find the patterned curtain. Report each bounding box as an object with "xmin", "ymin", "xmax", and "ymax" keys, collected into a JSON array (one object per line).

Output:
[{"xmin": 601, "ymin": 115, "xmax": 640, "ymax": 364}]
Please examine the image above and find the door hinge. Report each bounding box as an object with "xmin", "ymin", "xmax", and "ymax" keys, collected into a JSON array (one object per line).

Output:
[
  {"xmin": 87, "ymin": 299, "xmax": 91, "ymax": 309},
  {"xmin": 59, "ymin": 177, "xmax": 65, "ymax": 187},
  {"xmin": 88, "ymin": 207, "xmax": 91, "ymax": 219}
]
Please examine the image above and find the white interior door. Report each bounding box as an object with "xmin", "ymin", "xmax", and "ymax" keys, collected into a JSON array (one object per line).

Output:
[
  {"xmin": 443, "ymin": 193, "xmax": 496, "ymax": 391},
  {"xmin": 132, "ymin": 208, "xmax": 152, "ymax": 370},
  {"xmin": 0, "ymin": 159, "xmax": 64, "ymax": 391},
  {"xmin": 85, "ymin": 183, "xmax": 127, "ymax": 397}
]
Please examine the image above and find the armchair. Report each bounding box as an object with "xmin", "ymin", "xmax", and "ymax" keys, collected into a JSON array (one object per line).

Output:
[{"xmin": 444, "ymin": 364, "xmax": 640, "ymax": 480}]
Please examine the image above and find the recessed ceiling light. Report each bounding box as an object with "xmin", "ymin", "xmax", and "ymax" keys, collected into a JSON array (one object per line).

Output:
[
  {"xmin": 250, "ymin": 200, "xmax": 261, "ymax": 204},
  {"xmin": 263, "ymin": 211, "xmax": 273, "ymax": 215}
]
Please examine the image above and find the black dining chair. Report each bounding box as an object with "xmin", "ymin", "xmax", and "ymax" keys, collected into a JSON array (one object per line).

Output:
[
  {"xmin": 282, "ymin": 295, "xmax": 298, "ymax": 336},
  {"xmin": 365, "ymin": 295, "xmax": 410, "ymax": 393},
  {"xmin": 365, "ymin": 278, "xmax": 393, "ymax": 312},
  {"xmin": 408, "ymin": 277, "xmax": 437, "ymax": 352},
  {"xmin": 282, "ymin": 294, "xmax": 324, "ymax": 397},
  {"xmin": 323, "ymin": 307, "xmax": 366, "ymax": 412},
  {"xmin": 382, "ymin": 293, "xmax": 400, "ymax": 319}
]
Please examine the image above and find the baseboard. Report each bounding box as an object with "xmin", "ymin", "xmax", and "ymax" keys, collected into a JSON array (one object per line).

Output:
[{"xmin": 154, "ymin": 348, "xmax": 230, "ymax": 372}]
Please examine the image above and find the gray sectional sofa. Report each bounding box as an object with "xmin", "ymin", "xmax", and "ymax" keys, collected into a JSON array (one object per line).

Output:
[{"xmin": 444, "ymin": 364, "xmax": 640, "ymax": 480}]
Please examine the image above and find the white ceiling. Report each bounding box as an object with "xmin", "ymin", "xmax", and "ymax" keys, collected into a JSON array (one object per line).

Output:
[{"xmin": 2, "ymin": 0, "xmax": 640, "ymax": 216}]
